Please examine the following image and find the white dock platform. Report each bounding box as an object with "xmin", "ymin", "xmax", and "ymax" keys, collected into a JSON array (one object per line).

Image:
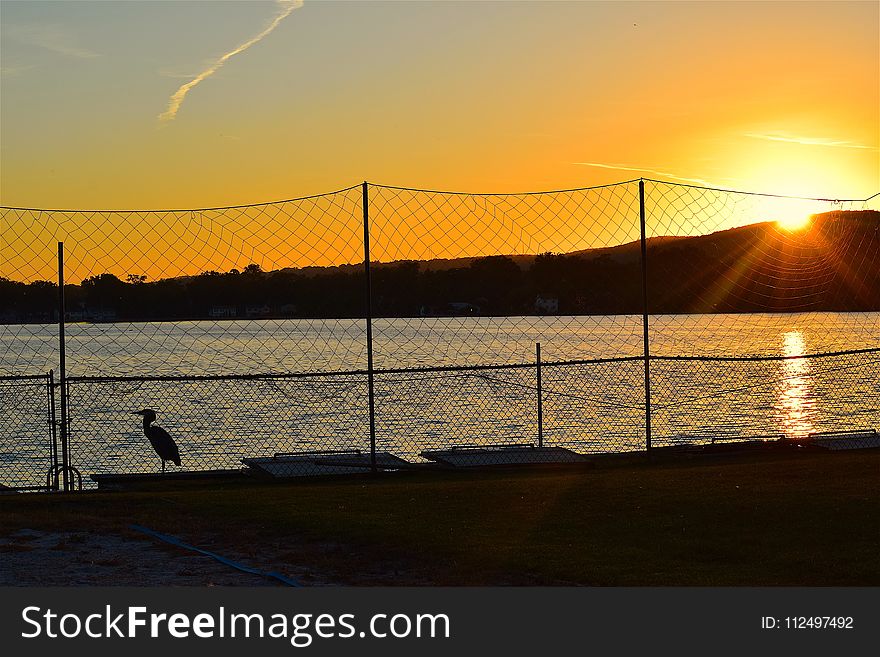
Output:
[
  {"xmin": 243, "ymin": 450, "xmax": 412, "ymax": 477},
  {"xmin": 809, "ymin": 430, "xmax": 880, "ymax": 451},
  {"xmin": 421, "ymin": 444, "xmax": 588, "ymax": 467}
]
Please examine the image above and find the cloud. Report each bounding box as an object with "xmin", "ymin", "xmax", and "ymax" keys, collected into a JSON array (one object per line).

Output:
[
  {"xmin": 572, "ymin": 162, "xmax": 713, "ymax": 186},
  {"xmin": 158, "ymin": 0, "xmax": 302, "ymax": 122},
  {"xmin": 0, "ymin": 64, "xmax": 37, "ymax": 77},
  {"xmin": 744, "ymin": 133, "xmax": 876, "ymax": 150},
  {"xmin": 4, "ymin": 24, "xmax": 100, "ymax": 59}
]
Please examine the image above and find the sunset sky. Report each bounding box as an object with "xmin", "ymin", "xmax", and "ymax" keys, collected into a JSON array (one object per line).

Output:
[{"xmin": 1, "ymin": 0, "xmax": 877, "ymax": 211}]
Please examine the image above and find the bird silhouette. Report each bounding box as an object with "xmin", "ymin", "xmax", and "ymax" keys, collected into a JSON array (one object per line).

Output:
[{"xmin": 134, "ymin": 409, "xmax": 181, "ymax": 474}]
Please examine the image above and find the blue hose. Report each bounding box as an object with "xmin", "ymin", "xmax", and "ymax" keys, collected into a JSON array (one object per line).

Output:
[{"xmin": 129, "ymin": 523, "xmax": 302, "ymax": 587}]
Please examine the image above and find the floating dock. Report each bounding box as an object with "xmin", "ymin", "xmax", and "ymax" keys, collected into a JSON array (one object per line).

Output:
[
  {"xmin": 242, "ymin": 450, "xmax": 413, "ymax": 478},
  {"xmin": 421, "ymin": 444, "xmax": 588, "ymax": 467},
  {"xmin": 808, "ymin": 429, "xmax": 880, "ymax": 451},
  {"xmin": 90, "ymin": 469, "xmax": 247, "ymax": 490}
]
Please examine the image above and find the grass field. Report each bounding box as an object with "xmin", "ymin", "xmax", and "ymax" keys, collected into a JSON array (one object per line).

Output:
[{"xmin": 1, "ymin": 449, "xmax": 877, "ymax": 585}]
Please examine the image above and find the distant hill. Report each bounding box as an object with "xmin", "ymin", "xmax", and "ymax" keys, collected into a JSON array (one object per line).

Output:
[
  {"xmin": 641, "ymin": 210, "xmax": 879, "ymax": 313},
  {"xmin": 1, "ymin": 210, "xmax": 877, "ymax": 322}
]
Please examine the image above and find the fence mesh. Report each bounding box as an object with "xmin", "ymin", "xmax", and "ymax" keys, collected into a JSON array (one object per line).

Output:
[
  {"xmin": 0, "ymin": 374, "xmax": 56, "ymax": 490},
  {"xmin": 65, "ymin": 374, "xmax": 368, "ymax": 478},
  {"xmin": 644, "ymin": 180, "xmax": 880, "ymax": 356},
  {"xmin": 651, "ymin": 349, "xmax": 880, "ymax": 444},
  {"xmin": 1, "ymin": 186, "xmax": 366, "ymax": 377},
  {"xmin": 1, "ymin": 179, "xmax": 878, "ymax": 489},
  {"xmin": 365, "ymin": 182, "xmax": 647, "ymax": 463},
  {"xmin": 368, "ymin": 182, "xmax": 644, "ymax": 367}
]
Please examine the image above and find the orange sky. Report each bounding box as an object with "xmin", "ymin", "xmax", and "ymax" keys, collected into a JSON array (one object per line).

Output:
[
  {"xmin": 1, "ymin": 1, "xmax": 878, "ymax": 283},
  {"xmin": 1, "ymin": 0, "xmax": 877, "ymax": 211}
]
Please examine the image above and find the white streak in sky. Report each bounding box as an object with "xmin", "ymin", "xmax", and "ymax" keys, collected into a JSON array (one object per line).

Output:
[
  {"xmin": 159, "ymin": 0, "xmax": 302, "ymax": 122},
  {"xmin": 0, "ymin": 64, "xmax": 37, "ymax": 77},
  {"xmin": 744, "ymin": 133, "xmax": 876, "ymax": 150},
  {"xmin": 572, "ymin": 162, "xmax": 713, "ymax": 186}
]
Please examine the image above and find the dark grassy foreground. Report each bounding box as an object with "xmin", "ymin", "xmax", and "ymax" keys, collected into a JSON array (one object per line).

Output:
[{"xmin": 1, "ymin": 449, "xmax": 877, "ymax": 585}]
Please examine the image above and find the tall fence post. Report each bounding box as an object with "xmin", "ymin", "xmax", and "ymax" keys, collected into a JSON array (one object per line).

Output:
[
  {"xmin": 638, "ymin": 180, "xmax": 652, "ymax": 452},
  {"xmin": 47, "ymin": 369, "xmax": 59, "ymax": 491},
  {"xmin": 536, "ymin": 342, "xmax": 543, "ymax": 448},
  {"xmin": 362, "ymin": 182, "xmax": 377, "ymax": 473},
  {"xmin": 57, "ymin": 242, "xmax": 70, "ymax": 490}
]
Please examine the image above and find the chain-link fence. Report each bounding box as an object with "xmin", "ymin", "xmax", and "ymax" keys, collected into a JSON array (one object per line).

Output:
[
  {"xmin": 0, "ymin": 373, "xmax": 58, "ymax": 491},
  {"xmin": 1, "ymin": 179, "xmax": 878, "ymax": 489},
  {"xmin": 64, "ymin": 373, "xmax": 369, "ymax": 480},
  {"xmin": 650, "ymin": 349, "xmax": 880, "ymax": 446}
]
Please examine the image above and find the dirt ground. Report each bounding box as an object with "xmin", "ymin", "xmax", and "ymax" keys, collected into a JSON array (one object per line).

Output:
[
  {"xmin": 0, "ymin": 528, "xmax": 286, "ymax": 586},
  {"xmin": 1, "ymin": 449, "xmax": 877, "ymax": 586},
  {"xmin": 0, "ymin": 525, "xmax": 434, "ymax": 587}
]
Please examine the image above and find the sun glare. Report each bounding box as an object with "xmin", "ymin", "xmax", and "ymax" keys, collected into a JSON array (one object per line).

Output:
[
  {"xmin": 763, "ymin": 197, "xmax": 819, "ymax": 233},
  {"xmin": 777, "ymin": 214, "xmax": 812, "ymax": 232}
]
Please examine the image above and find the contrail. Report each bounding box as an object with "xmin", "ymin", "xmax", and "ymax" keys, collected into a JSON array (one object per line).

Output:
[
  {"xmin": 744, "ymin": 133, "xmax": 876, "ymax": 150},
  {"xmin": 572, "ymin": 162, "xmax": 713, "ymax": 186},
  {"xmin": 159, "ymin": 0, "xmax": 302, "ymax": 122}
]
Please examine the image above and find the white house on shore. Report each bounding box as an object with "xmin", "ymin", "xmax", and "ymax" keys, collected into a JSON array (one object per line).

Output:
[
  {"xmin": 209, "ymin": 305, "xmax": 237, "ymax": 318},
  {"xmin": 245, "ymin": 304, "xmax": 272, "ymax": 318}
]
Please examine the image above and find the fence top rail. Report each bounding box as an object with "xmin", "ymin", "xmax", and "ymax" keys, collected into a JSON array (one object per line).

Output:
[
  {"xmin": 0, "ymin": 183, "xmax": 362, "ymax": 214},
  {"xmin": 63, "ymin": 356, "xmax": 648, "ymax": 384},
  {"xmin": 4, "ymin": 179, "xmax": 875, "ymax": 214},
  {"xmin": 0, "ymin": 373, "xmax": 51, "ymax": 382},
  {"xmin": 652, "ymin": 347, "xmax": 880, "ymax": 363},
  {"xmin": 66, "ymin": 370, "xmax": 370, "ymax": 384},
  {"xmin": 55, "ymin": 348, "xmax": 878, "ymax": 384},
  {"xmin": 642, "ymin": 178, "xmax": 880, "ymax": 204},
  {"xmin": 367, "ymin": 178, "xmax": 641, "ymax": 197}
]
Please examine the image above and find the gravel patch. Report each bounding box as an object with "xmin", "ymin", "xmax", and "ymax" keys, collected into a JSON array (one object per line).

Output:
[{"xmin": 0, "ymin": 528, "xmax": 297, "ymax": 586}]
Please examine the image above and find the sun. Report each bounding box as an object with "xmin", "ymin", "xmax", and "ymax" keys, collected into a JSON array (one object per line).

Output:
[
  {"xmin": 777, "ymin": 213, "xmax": 812, "ymax": 232},
  {"xmin": 763, "ymin": 197, "xmax": 818, "ymax": 233}
]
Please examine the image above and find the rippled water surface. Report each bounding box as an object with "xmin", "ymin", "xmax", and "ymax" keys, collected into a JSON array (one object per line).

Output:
[{"xmin": 1, "ymin": 313, "xmax": 878, "ymax": 488}]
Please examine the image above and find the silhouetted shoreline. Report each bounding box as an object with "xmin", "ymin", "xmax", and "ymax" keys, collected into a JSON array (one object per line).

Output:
[{"xmin": 2, "ymin": 211, "xmax": 877, "ymax": 324}]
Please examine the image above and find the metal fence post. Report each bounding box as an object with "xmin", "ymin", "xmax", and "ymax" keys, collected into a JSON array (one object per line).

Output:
[
  {"xmin": 638, "ymin": 180, "xmax": 652, "ymax": 452},
  {"xmin": 362, "ymin": 182, "xmax": 377, "ymax": 473},
  {"xmin": 57, "ymin": 242, "xmax": 70, "ymax": 490},
  {"xmin": 536, "ymin": 342, "xmax": 543, "ymax": 448},
  {"xmin": 47, "ymin": 369, "xmax": 59, "ymax": 491}
]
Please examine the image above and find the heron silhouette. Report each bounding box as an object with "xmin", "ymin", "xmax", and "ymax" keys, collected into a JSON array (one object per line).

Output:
[{"xmin": 134, "ymin": 409, "xmax": 181, "ymax": 474}]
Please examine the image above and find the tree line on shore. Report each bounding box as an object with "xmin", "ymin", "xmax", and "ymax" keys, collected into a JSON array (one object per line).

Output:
[{"xmin": 1, "ymin": 211, "xmax": 877, "ymax": 322}]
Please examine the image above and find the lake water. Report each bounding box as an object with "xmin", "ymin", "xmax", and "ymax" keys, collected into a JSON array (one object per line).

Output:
[{"xmin": 1, "ymin": 313, "xmax": 878, "ymax": 488}]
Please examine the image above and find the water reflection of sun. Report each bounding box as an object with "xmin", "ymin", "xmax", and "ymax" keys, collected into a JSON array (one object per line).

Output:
[{"xmin": 776, "ymin": 331, "xmax": 816, "ymax": 438}]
